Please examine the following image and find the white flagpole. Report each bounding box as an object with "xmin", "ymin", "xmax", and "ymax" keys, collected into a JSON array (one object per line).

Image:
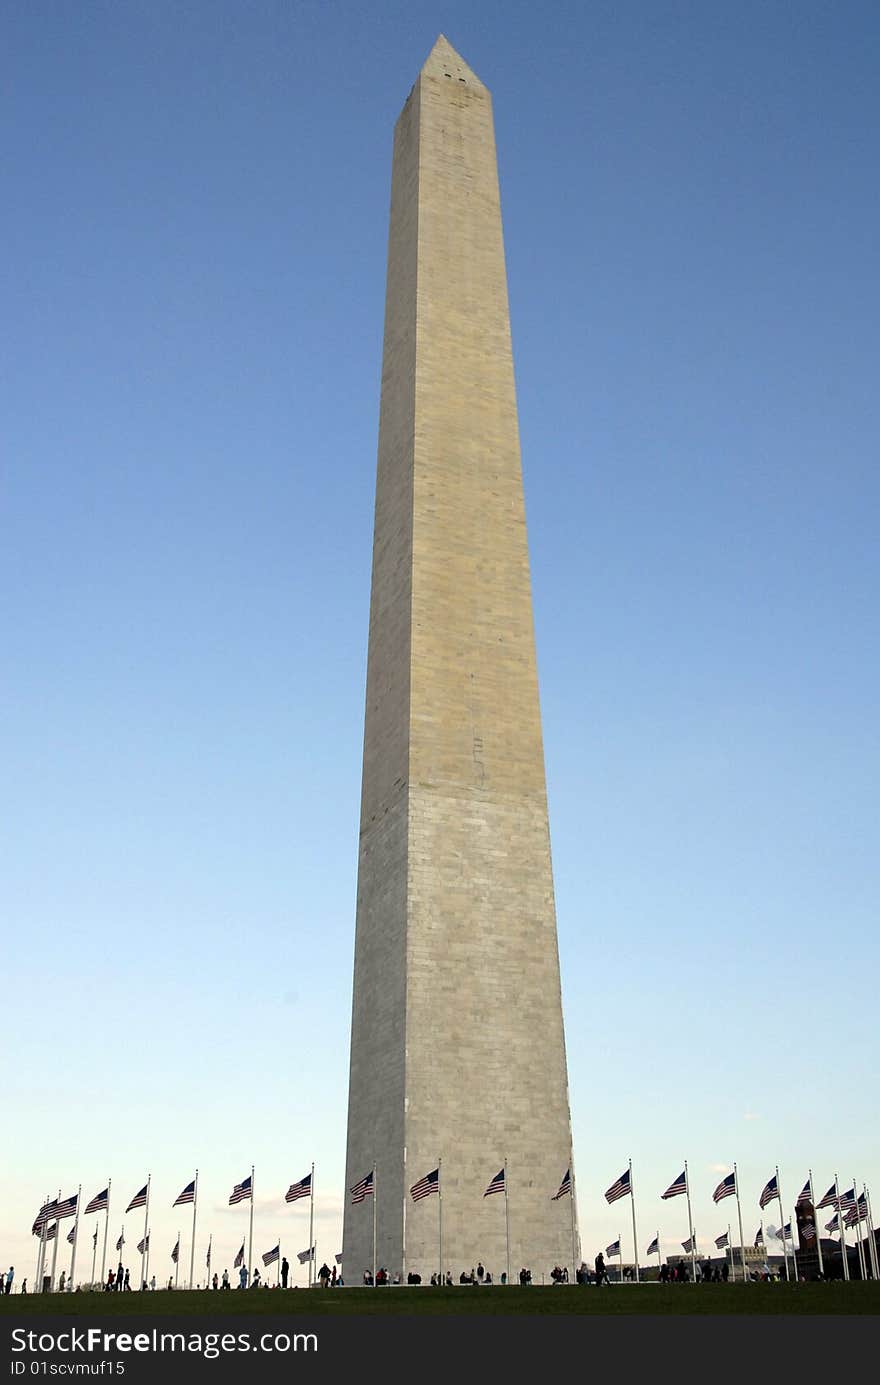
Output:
[
  {"xmin": 809, "ymin": 1170, "xmax": 824, "ymax": 1279},
  {"xmin": 628, "ymin": 1159, "xmax": 640, "ymax": 1284},
  {"xmin": 36, "ymin": 1192, "xmax": 48, "ymax": 1292},
  {"xmin": 308, "ymin": 1164, "xmax": 315, "ymax": 1289},
  {"xmin": 144, "ymin": 1226, "xmax": 151, "ymax": 1291},
  {"xmin": 50, "ymin": 1189, "xmax": 61, "ymax": 1291},
  {"xmin": 734, "ymin": 1164, "xmax": 746, "ymax": 1283},
  {"xmin": 438, "ymin": 1157, "xmax": 443, "ymax": 1284},
  {"xmin": 569, "ymin": 1175, "xmax": 576, "ymax": 1284},
  {"xmin": 836, "ymin": 1174, "xmax": 849, "ymax": 1281},
  {"xmin": 865, "ymin": 1186, "xmax": 879, "ymax": 1280},
  {"xmin": 175, "ymin": 1232, "xmax": 180, "ymax": 1289},
  {"xmin": 141, "ymin": 1176, "xmax": 151, "ymax": 1290},
  {"xmin": 248, "ymin": 1165, "xmax": 255, "ymax": 1285},
  {"xmin": 684, "ymin": 1161, "xmax": 696, "ymax": 1283},
  {"xmin": 778, "ymin": 1167, "xmax": 797, "ymax": 1281},
  {"xmin": 189, "ymin": 1170, "xmax": 198, "ymax": 1290},
  {"xmin": 69, "ymin": 1186, "xmax": 81, "ymax": 1290},
  {"xmin": 727, "ymin": 1223, "xmax": 732, "ymax": 1277},
  {"xmin": 504, "ymin": 1158, "xmax": 511, "ymax": 1287},
  {"xmin": 372, "ymin": 1163, "xmax": 377, "ymax": 1287},
  {"xmin": 90, "ymin": 1224, "xmax": 97, "ymax": 1289},
  {"xmin": 655, "ymin": 1232, "xmax": 661, "ymax": 1275},
  {"xmin": 101, "ymin": 1181, "xmax": 111, "ymax": 1288},
  {"xmin": 853, "ymin": 1176, "xmax": 865, "ymax": 1280}
]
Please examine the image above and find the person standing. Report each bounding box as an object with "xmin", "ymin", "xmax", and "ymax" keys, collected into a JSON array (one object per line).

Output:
[
  {"xmin": 280, "ymin": 1256, "xmax": 289, "ymax": 1289},
  {"xmin": 221, "ymin": 1269, "xmax": 230, "ymax": 1290},
  {"xmin": 212, "ymin": 1272, "xmax": 219, "ymax": 1290},
  {"xmin": 4, "ymin": 1267, "xmax": 13, "ymax": 1296},
  {"xmin": 123, "ymin": 1269, "xmax": 130, "ymax": 1291}
]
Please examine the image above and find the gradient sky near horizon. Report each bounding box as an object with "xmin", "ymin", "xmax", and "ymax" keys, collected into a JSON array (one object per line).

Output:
[{"xmin": 2, "ymin": 0, "xmax": 878, "ymax": 1286}]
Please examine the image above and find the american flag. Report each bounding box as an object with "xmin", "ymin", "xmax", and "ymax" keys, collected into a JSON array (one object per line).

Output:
[
  {"xmin": 845, "ymin": 1195, "xmax": 867, "ymax": 1228},
  {"xmin": 776, "ymin": 1223, "xmax": 791, "ymax": 1241},
  {"xmin": 715, "ymin": 1232, "xmax": 729, "ymax": 1249},
  {"xmin": 484, "ymin": 1168, "xmax": 505, "ymax": 1198},
  {"xmin": 350, "ymin": 1170, "xmax": 374, "ymax": 1204},
  {"xmin": 297, "ymin": 1247, "xmax": 314, "ymax": 1265},
  {"xmin": 646, "ymin": 1236, "xmax": 659, "ymax": 1256},
  {"xmin": 234, "ymin": 1244, "xmax": 245, "ymax": 1269},
  {"xmin": 206, "ymin": 1238, "xmax": 212, "ymax": 1270},
  {"xmin": 173, "ymin": 1180, "xmax": 195, "ymax": 1208},
  {"xmin": 795, "ymin": 1180, "xmax": 812, "ymax": 1207},
  {"xmin": 411, "ymin": 1168, "xmax": 440, "ymax": 1202},
  {"xmin": 32, "ymin": 1200, "xmax": 58, "ymax": 1234},
  {"xmin": 66, "ymin": 1226, "xmax": 76, "ymax": 1245},
  {"xmin": 334, "ymin": 1253, "xmax": 343, "ymax": 1264},
  {"xmin": 682, "ymin": 1235, "xmax": 696, "ymax": 1253},
  {"xmin": 713, "ymin": 1172, "xmax": 736, "ymax": 1203},
  {"xmin": 816, "ymin": 1183, "xmax": 839, "ymax": 1210},
  {"xmin": 262, "ymin": 1245, "xmax": 279, "ymax": 1267},
  {"xmin": 754, "ymin": 1227, "xmax": 764, "ymax": 1247},
  {"xmin": 759, "ymin": 1176, "xmax": 778, "ymax": 1209},
  {"xmin": 137, "ymin": 1235, "xmax": 149, "ymax": 1255},
  {"xmin": 552, "ymin": 1169, "xmax": 572, "ymax": 1201},
  {"xmin": 662, "ymin": 1171, "xmax": 687, "ymax": 1200},
  {"xmin": 116, "ymin": 1233, "xmax": 125, "ymax": 1252},
  {"xmin": 126, "ymin": 1184, "xmax": 148, "ymax": 1213},
  {"xmin": 171, "ymin": 1239, "xmax": 179, "ymax": 1264},
  {"xmin": 55, "ymin": 1194, "xmax": 79, "ymax": 1221},
  {"xmin": 605, "ymin": 1168, "xmax": 631, "ymax": 1204},
  {"xmin": 838, "ymin": 1187, "xmax": 856, "ymax": 1213},
  {"xmin": 606, "ymin": 1239, "xmax": 621, "ymax": 1257},
  {"xmin": 85, "ymin": 1188, "xmax": 109, "ymax": 1216},
  {"xmin": 229, "ymin": 1176, "xmax": 252, "ymax": 1206},
  {"xmin": 800, "ymin": 1221, "xmax": 817, "ymax": 1242},
  {"xmin": 44, "ymin": 1223, "xmax": 57, "ymax": 1242},
  {"xmin": 825, "ymin": 1213, "xmax": 839, "ymax": 1233},
  {"xmin": 285, "ymin": 1173, "xmax": 312, "ymax": 1204},
  {"xmin": 92, "ymin": 1227, "xmax": 98, "ymax": 1249}
]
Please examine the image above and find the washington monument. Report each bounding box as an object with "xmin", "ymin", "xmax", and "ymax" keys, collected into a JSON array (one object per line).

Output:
[{"xmin": 343, "ymin": 36, "xmax": 577, "ymax": 1282}]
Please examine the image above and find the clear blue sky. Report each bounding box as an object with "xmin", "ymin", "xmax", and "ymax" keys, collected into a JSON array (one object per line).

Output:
[{"xmin": 2, "ymin": 0, "xmax": 878, "ymax": 1285}]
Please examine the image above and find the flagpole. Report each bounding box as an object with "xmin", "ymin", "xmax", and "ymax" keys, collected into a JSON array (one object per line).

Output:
[
  {"xmin": 836, "ymin": 1174, "xmax": 849, "ymax": 1281},
  {"xmin": 865, "ymin": 1186, "xmax": 879, "ymax": 1280},
  {"xmin": 141, "ymin": 1176, "xmax": 151, "ymax": 1290},
  {"xmin": 808, "ymin": 1170, "xmax": 824, "ymax": 1279},
  {"xmin": 778, "ymin": 1167, "xmax": 796, "ymax": 1281},
  {"xmin": 101, "ymin": 1182, "xmax": 111, "ymax": 1288},
  {"xmin": 727, "ymin": 1223, "xmax": 732, "ymax": 1277},
  {"xmin": 308, "ymin": 1163, "xmax": 315, "ymax": 1289},
  {"xmin": 206, "ymin": 1235, "xmax": 212, "ymax": 1289},
  {"xmin": 684, "ymin": 1160, "xmax": 696, "ymax": 1284},
  {"xmin": 372, "ymin": 1163, "xmax": 377, "ymax": 1288},
  {"xmin": 504, "ymin": 1157, "xmax": 511, "ymax": 1288},
  {"xmin": 248, "ymin": 1165, "xmax": 255, "ymax": 1285},
  {"xmin": 36, "ymin": 1192, "xmax": 49, "ymax": 1292},
  {"xmin": 734, "ymin": 1163, "xmax": 746, "ymax": 1283},
  {"xmin": 145, "ymin": 1226, "xmax": 151, "ymax": 1291},
  {"xmin": 853, "ymin": 1175, "xmax": 865, "ymax": 1280},
  {"xmin": 569, "ymin": 1172, "xmax": 576, "ymax": 1284},
  {"xmin": 69, "ymin": 1186, "xmax": 81, "ymax": 1291},
  {"xmin": 189, "ymin": 1170, "xmax": 198, "ymax": 1290},
  {"xmin": 50, "ymin": 1188, "xmax": 61, "ymax": 1291},
  {"xmin": 656, "ymin": 1231, "xmax": 661, "ymax": 1275},
  {"xmin": 438, "ymin": 1157, "xmax": 443, "ymax": 1284},
  {"xmin": 175, "ymin": 1231, "xmax": 180, "ymax": 1290}
]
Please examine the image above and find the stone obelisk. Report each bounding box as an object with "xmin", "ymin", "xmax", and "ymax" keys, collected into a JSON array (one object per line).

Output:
[{"xmin": 343, "ymin": 36, "xmax": 576, "ymax": 1283}]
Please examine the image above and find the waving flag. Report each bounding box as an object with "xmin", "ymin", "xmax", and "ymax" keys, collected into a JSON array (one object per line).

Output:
[
  {"xmin": 44, "ymin": 1223, "xmax": 58, "ymax": 1242},
  {"xmin": 713, "ymin": 1172, "xmax": 736, "ymax": 1203},
  {"xmin": 55, "ymin": 1194, "xmax": 79, "ymax": 1221},
  {"xmin": 32, "ymin": 1200, "xmax": 58, "ymax": 1235},
  {"xmin": 838, "ymin": 1188, "xmax": 856, "ymax": 1213},
  {"xmin": 206, "ymin": 1238, "xmax": 212, "ymax": 1271},
  {"xmin": 816, "ymin": 1183, "xmax": 839, "ymax": 1210},
  {"xmin": 754, "ymin": 1227, "xmax": 764, "ymax": 1247},
  {"xmin": 484, "ymin": 1168, "xmax": 505, "ymax": 1198},
  {"xmin": 297, "ymin": 1247, "xmax": 314, "ymax": 1265},
  {"xmin": 137, "ymin": 1235, "xmax": 149, "ymax": 1255},
  {"xmin": 285, "ymin": 1173, "xmax": 312, "ymax": 1204},
  {"xmin": 662, "ymin": 1171, "xmax": 687, "ymax": 1200},
  {"xmin": 715, "ymin": 1231, "xmax": 729, "ymax": 1249},
  {"xmin": 682, "ymin": 1235, "xmax": 696, "ymax": 1253},
  {"xmin": 262, "ymin": 1245, "xmax": 280, "ymax": 1267},
  {"xmin": 411, "ymin": 1169, "xmax": 440, "ymax": 1202},
  {"xmin": 92, "ymin": 1227, "xmax": 98, "ymax": 1250},
  {"xmin": 552, "ymin": 1169, "xmax": 572, "ymax": 1201},
  {"xmin": 845, "ymin": 1195, "xmax": 867, "ymax": 1228},
  {"xmin": 229, "ymin": 1176, "xmax": 252, "ymax": 1206},
  {"xmin": 801, "ymin": 1221, "xmax": 817, "ymax": 1242},
  {"xmin": 606, "ymin": 1239, "xmax": 621, "ymax": 1257},
  {"xmin": 350, "ymin": 1171, "xmax": 374, "ymax": 1204},
  {"xmin": 233, "ymin": 1244, "xmax": 245, "ymax": 1269},
  {"xmin": 825, "ymin": 1213, "xmax": 840, "ymax": 1233},
  {"xmin": 116, "ymin": 1233, "xmax": 125, "ymax": 1253},
  {"xmin": 605, "ymin": 1169, "xmax": 631, "ymax": 1204},
  {"xmin": 646, "ymin": 1236, "xmax": 659, "ymax": 1256},
  {"xmin": 126, "ymin": 1185, "xmax": 148, "ymax": 1213},
  {"xmin": 173, "ymin": 1181, "xmax": 195, "ymax": 1207},
  {"xmin": 66, "ymin": 1226, "xmax": 76, "ymax": 1245},
  {"xmin": 171, "ymin": 1239, "xmax": 179, "ymax": 1264},
  {"xmin": 85, "ymin": 1189, "xmax": 109, "ymax": 1216},
  {"xmin": 776, "ymin": 1223, "xmax": 792, "ymax": 1241},
  {"xmin": 759, "ymin": 1176, "xmax": 778, "ymax": 1209},
  {"xmin": 795, "ymin": 1180, "xmax": 812, "ymax": 1207}
]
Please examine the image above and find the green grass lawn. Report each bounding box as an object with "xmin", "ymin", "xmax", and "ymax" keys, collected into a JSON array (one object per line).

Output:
[{"xmin": 2, "ymin": 1283, "xmax": 878, "ymax": 1316}]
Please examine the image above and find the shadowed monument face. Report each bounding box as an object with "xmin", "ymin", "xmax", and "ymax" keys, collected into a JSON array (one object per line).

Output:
[{"xmin": 342, "ymin": 35, "xmax": 577, "ymax": 1284}]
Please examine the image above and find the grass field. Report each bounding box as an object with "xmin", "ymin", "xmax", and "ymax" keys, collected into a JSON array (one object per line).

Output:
[{"xmin": 2, "ymin": 1283, "xmax": 878, "ymax": 1316}]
